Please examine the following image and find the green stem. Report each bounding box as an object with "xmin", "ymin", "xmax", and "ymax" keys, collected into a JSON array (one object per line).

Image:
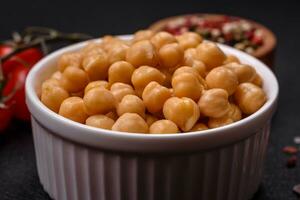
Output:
[{"xmin": 0, "ymin": 31, "xmax": 92, "ymax": 62}]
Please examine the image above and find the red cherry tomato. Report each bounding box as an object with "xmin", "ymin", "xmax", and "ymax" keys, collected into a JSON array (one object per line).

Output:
[
  {"xmin": 0, "ymin": 105, "xmax": 13, "ymax": 132},
  {"xmin": 0, "ymin": 45, "xmax": 13, "ymax": 57},
  {"xmin": 2, "ymin": 48, "xmax": 43, "ymax": 77},
  {"xmin": 2, "ymin": 65, "xmax": 30, "ymax": 121}
]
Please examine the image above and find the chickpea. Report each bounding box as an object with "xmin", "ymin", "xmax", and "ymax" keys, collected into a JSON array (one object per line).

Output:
[
  {"xmin": 149, "ymin": 120, "xmax": 179, "ymax": 134},
  {"xmin": 142, "ymin": 81, "xmax": 172, "ymax": 114},
  {"xmin": 126, "ymin": 40, "xmax": 158, "ymax": 67},
  {"xmin": 83, "ymin": 88, "xmax": 116, "ymax": 115},
  {"xmin": 173, "ymin": 66, "xmax": 203, "ymax": 83},
  {"xmin": 133, "ymin": 30, "xmax": 155, "ymax": 43},
  {"xmin": 117, "ymin": 94, "xmax": 145, "ymax": 118},
  {"xmin": 112, "ymin": 113, "xmax": 149, "ymax": 133},
  {"xmin": 183, "ymin": 48, "xmax": 198, "ymax": 66},
  {"xmin": 205, "ymin": 66, "xmax": 238, "ymax": 95},
  {"xmin": 150, "ymin": 31, "xmax": 177, "ymax": 50},
  {"xmin": 163, "ymin": 97, "xmax": 200, "ymax": 131},
  {"xmin": 84, "ymin": 80, "xmax": 109, "ymax": 95},
  {"xmin": 169, "ymin": 88, "xmax": 174, "ymax": 96},
  {"xmin": 41, "ymin": 84, "xmax": 69, "ymax": 113},
  {"xmin": 192, "ymin": 60, "xmax": 206, "ymax": 77},
  {"xmin": 176, "ymin": 32, "xmax": 203, "ymax": 50},
  {"xmin": 105, "ymin": 111, "xmax": 119, "ymax": 121},
  {"xmin": 110, "ymin": 83, "xmax": 136, "ymax": 102},
  {"xmin": 101, "ymin": 35, "xmax": 116, "ymax": 44},
  {"xmin": 86, "ymin": 115, "xmax": 115, "ymax": 130},
  {"xmin": 101, "ymin": 36, "xmax": 125, "ymax": 52},
  {"xmin": 71, "ymin": 91, "xmax": 84, "ymax": 98},
  {"xmin": 82, "ymin": 50, "xmax": 109, "ymax": 81},
  {"xmin": 83, "ymin": 46, "xmax": 106, "ymax": 58},
  {"xmin": 208, "ymin": 117, "xmax": 233, "ymax": 129},
  {"xmin": 252, "ymin": 73, "xmax": 263, "ymax": 87},
  {"xmin": 41, "ymin": 78, "xmax": 61, "ymax": 91},
  {"xmin": 172, "ymin": 72, "xmax": 202, "ymax": 101},
  {"xmin": 145, "ymin": 114, "xmax": 159, "ymax": 126},
  {"xmin": 224, "ymin": 62, "xmax": 256, "ymax": 83},
  {"xmin": 158, "ymin": 43, "xmax": 183, "ymax": 68},
  {"xmin": 198, "ymin": 89, "xmax": 230, "ymax": 118},
  {"xmin": 60, "ymin": 67, "xmax": 89, "ymax": 93},
  {"xmin": 160, "ymin": 69, "xmax": 172, "ymax": 88},
  {"xmin": 108, "ymin": 43, "xmax": 129, "ymax": 64},
  {"xmin": 120, "ymin": 39, "xmax": 131, "ymax": 47},
  {"xmin": 183, "ymin": 49, "xmax": 207, "ymax": 77},
  {"xmin": 152, "ymin": 110, "xmax": 164, "ymax": 119},
  {"xmin": 173, "ymin": 66, "xmax": 207, "ymax": 87},
  {"xmin": 58, "ymin": 97, "xmax": 88, "ymax": 123},
  {"xmin": 58, "ymin": 52, "xmax": 82, "ymax": 72},
  {"xmin": 190, "ymin": 123, "xmax": 208, "ymax": 132},
  {"xmin": 196, "ymin": 42, "xmax": 226, "ymax": 70},
  {"xmin": 223, "ymin": 54, "xmax": 240, "ymax": 64},
  {"xmin": 168, "ymin": 64, "xmax": 182, "ymax": 73},
  {"xmin": 51, "ymin": 71, "xmax": 62, "ymax": 81},
  {"xmin": 85, "ymin": 41, "xmax": 104, "ymax": 50},
  {"xmin": 81, "ymin": 42, "xmax": 103, "ymax": 55},
  {"xmin": 131, "ymin": 66, "xmax": 166, "ymax": 94},
  {"xmin": 108, "ymin": 61, "xmax": 135, "ymax": 85},
  {"xmin": 208, "ymin": 103, "xmax": 242, "ymax": 128},
  {"xmin": 227, "ymin": 103, "xmax": 242, "ymax": 122},
  {"xmin": 234, "ymin": 83, "xmax": 267, "ymax": 114}
]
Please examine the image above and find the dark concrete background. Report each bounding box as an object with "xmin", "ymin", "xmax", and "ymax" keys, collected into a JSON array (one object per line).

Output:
[{"xmin": 1, "ymin": 1, "xmax": 300, "ymax": 199}]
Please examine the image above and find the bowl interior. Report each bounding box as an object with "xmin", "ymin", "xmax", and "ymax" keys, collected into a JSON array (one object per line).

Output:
[{"xmin": 26, "ymin": 35, "xmax": 279, "ymax": 153}]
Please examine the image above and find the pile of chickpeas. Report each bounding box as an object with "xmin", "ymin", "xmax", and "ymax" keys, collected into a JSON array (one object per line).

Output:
[{"xmin": 40, "ymin": 30, "xmax": 267, "ymax": 134}]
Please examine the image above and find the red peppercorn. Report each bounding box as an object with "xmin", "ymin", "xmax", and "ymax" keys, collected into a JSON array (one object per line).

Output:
[
  {"xmin": 225, "ymin": 33, "xmax": 234, "ymax": 42},
  {"xmin": 252, "ymin": 35, "xmax": 263, "ymax": 45},
  {"xmin": 245, "ymin": 31, "xmax": 254, "ymax": 39},
  {"xmin": 221, "ymin": 15, "xmax": 231, "ymax": 23},
  {"xmin": 286, "ymin": 156, "xmax": 297, "ymax": 168},
  {"xmin": 282, "ymin": 146, "xmax": 298, "ymax": 154},
  {"xmin": 293, "ymin": 184, "xmax": 300, "ymax": 196},
  {"xmin": 165, "ymin": 26, "xmax": 179, "ymax": 35},
  {"xmin": 184, "ymin": 17, "xmax": 193, "ymax": 28}
]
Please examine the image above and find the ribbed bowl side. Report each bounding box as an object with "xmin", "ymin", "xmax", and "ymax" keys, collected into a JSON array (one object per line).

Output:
[{"xmin": 32, "ymin": 118, "xmax": 270, "ymax": 200}]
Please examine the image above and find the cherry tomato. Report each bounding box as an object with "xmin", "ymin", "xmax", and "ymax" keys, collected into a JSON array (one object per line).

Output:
[
  {"xmin": 0, "ymin": 45, "xmax": 13, "ymax": 57},
  {"xmin": 2, "ymin": 48, "xmax": 43, "ymax": 77},
  {"xmin": 2, "ymin": 65, "xmax": 30, "ymax": 121},
  {"xmin": 0, "ymin": 104, "xmax": 13, "ymax": 132}
]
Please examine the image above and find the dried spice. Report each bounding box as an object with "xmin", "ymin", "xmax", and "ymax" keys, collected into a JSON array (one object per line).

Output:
[
  {"xmin": 282, "ymin": 146, "xmax": 298, "ymax": 154},
  {"xmin": 163, "ymin": 15, "xmax": 264, "ymax": 54},
  {"xmin": 286, "ymin": 156, "xmax": 297, "ymax": 168},
  {"xmin": 294, "ymin": 136, "xmax": 300, "ymax": 144},
  {"xmin": 293, "ymin": 184, "xmax": 300, "ymax": 196}
]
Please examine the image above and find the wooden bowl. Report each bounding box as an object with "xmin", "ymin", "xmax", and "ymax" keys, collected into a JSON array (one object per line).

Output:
[{"xmin": 149, "ymin": 14, "xmax": 277, "ymax": 68}]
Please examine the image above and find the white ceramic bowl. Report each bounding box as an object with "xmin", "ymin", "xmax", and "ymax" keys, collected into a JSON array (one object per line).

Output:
[{"xmin": 26, "ymin": 35, "xmax": 278, "ymax": 200}]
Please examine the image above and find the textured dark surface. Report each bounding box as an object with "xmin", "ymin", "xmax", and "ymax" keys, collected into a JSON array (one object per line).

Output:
[{"xmin": 0, "ymin": 1, "xmax": 300, "ymax": 199}]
